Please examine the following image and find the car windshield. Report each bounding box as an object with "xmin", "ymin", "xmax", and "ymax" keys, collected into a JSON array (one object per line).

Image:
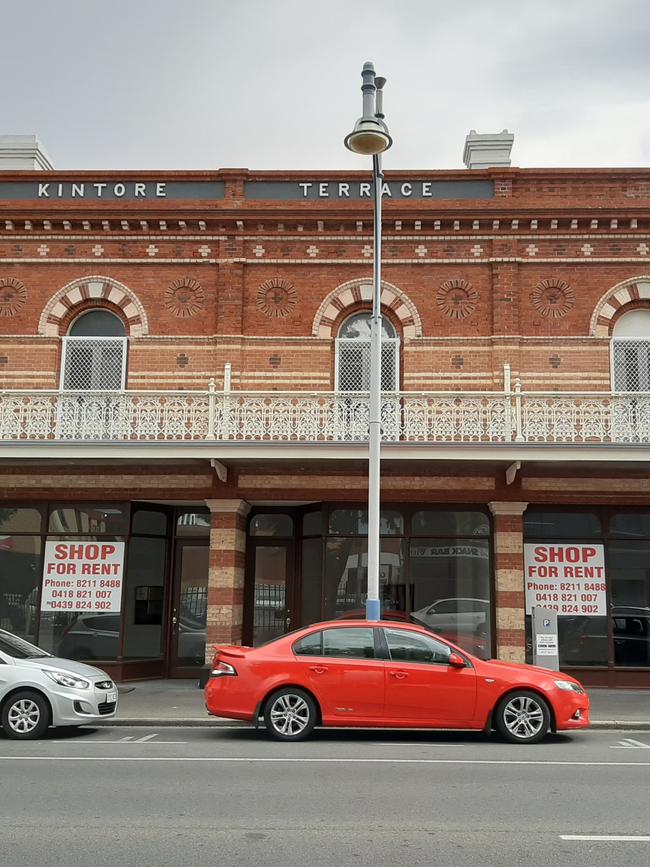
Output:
[{"xmin": 0, "ymin": 630, "xmax": 51, "ymax": 659}]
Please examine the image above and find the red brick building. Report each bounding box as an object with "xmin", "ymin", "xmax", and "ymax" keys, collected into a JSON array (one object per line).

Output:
[{"xmin": 2, "ymin": 154, "xmax": 650, "ymax": 686}]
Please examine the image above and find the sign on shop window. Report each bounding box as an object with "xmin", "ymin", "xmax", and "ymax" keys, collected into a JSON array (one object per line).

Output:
[
  {"xmin": 40, "ymin": 541, "xmax": 125, "ymax": 613},
  {"xmin": 524, "ymin": 544, "xmax": 606, "ymax": 616}
]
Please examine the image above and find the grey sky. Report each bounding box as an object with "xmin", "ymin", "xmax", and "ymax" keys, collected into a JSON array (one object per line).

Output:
[{"xmin": 4, "ymin": 0, "xmax": 650, "ymax": 171}]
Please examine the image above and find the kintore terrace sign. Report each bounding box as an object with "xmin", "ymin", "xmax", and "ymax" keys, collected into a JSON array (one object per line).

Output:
[
  {"xmin": 0, "ymin": 181, "xmax": 226, "ymax": 200},
  {"xmin": 0, "ymin": 178, "xmax": 494, "ymax": 202},
  {"xmin": 244, "ymin": 180, "xmax": 494, "ymax": 200}
]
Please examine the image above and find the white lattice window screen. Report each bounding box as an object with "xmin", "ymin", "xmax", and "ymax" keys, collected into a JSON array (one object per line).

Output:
[
  {"xmin": 612, "ymin": 340, "xmax": 650, "ymax": 392},
  {"xmin": 335, "ymin": 338, "xmax": 400, "ymax": 392},
  {"xmin": 61, "ymin": 337, "xmax": 127, "ymax": 390}
]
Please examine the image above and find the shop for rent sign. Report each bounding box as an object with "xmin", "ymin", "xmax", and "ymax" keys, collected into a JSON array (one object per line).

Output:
[
  {"xmin": 40, "ymin": 542, "xmax": 125, "ymax": 613},
  {"xmin": 524, "ymin": 544, "xmax": 606, "ymax": 616}
]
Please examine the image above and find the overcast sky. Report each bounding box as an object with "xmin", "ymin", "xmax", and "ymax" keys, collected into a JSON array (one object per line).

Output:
[{"xmin": 4, "ymin": 0, "xmax": 650, "ymax": 171}]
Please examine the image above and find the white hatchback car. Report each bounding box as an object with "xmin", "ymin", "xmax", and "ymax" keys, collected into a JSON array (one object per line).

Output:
[{"xmin": 0, "ymin": 629, "xmax": 118, "ymax": 739}]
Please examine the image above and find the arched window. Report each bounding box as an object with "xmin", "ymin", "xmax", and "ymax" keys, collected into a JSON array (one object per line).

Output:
[
  {"xmin": 612, "ymin": 310, "xmax": 650, "ymax": 392},
  {"xmin": 335, "ymin": 312, "xmax": 400, "ymax": 392},
  {"xmin": 61, "ymin": 309, "xmax": 127, "ymax": 391}
]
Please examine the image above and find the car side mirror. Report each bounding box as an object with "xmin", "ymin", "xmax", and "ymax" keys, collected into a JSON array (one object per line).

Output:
[{"xmin": 448, "ymin": 652, "xmax": 466, "ymax": 668}]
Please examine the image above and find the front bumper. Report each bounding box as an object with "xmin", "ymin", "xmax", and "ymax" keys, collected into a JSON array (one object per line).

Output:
[
  {"xmin": 49, "ymin": 679, "xmax": 118, "ymax": 726},
  {"xmin": 554, "ymin": 690, "xmax": 591, "ymax": 731}
]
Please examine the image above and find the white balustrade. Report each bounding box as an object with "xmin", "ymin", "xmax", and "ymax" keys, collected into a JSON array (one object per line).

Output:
[{"xmin": 2, "ymin": 389, "xmax": 650, "ymax": 445}]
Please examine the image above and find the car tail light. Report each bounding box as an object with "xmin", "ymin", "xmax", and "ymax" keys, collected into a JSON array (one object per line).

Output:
[{"xmin": 210, "ymin": 660, "xmax": 237, "ymax": 678}]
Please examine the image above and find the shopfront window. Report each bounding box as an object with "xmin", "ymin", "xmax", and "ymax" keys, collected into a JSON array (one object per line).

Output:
[
  {"xmin": 301, "ymin": 538, "xmax": 323, "ymax": 626},
  {"xmin": 38, "ymin": 533, "xmax": 125, "ymax": 660},
  {"xmin": 412, "ymin": 511, "xmax": 489, "ymax": 537},
  {"xmin": 131, "ymin": 509, "xmax": 168, "ymax": 536},
  {"xmin": 523, "ymin": 511, "xmax": 602, "ymax": 539},
  {"xmin": 175, "ymin": 511, "xmax": 210, "ymax": 537},
  {"xmin": 324, "ymin": 536, "xmax": 408, "ymax": 619},
  {"xmin": 409, "ymin": 538, "xmax": 491, "ymax": 657},
  {"xmin": 38, "ymin": 503, "xmax": 130, "ymax": 660},
  {"xmin": 329, "ymin": 509, "xmax": 404, "ymax": 535},
  {"xmin": 0, "ymin": 506, "xmax": 42, "ymax": 644},
  {"xmin": 0, "ymin": 507, "xmax": 42, "ymax": 534},
  {"xmin": 608, "ymin": 540, "xmax": 650, "ymax": 666},
  {"xmin": 122, "ymin": 537, "xmax": 167, "ymax": 659},
  {"xmin": 305, "ymin": 506, "xmax": 491, "ymax": 657},
  {"xmin": 48, "ymin": 504, "xmax": 129, "ymax": 535},
  {"xmin": 0, "ymin": 500, "xmax": 215, "ymax": 673},
  {"xmin": 250, "ymin": 514, "xmax": 294, "ymax": 537},
  {"xmin": 302, "ymin": 511, "xmax": 323, "ymax": 536},
  {"xmin": 524, "ymin": 508, "xmax": 650, "ymax": 669},
  {"xmin": 609, "ymin": 512, "xmax": 650, "ymax": 539}
]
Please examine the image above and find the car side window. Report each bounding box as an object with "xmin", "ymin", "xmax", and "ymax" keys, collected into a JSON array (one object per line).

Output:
[
  {"xmin": 322, "ymin": 627, "xmax": 375, "ymax": 659},
  {"xmin": 293, "ymin": 631, "xmax": 323, "ymax": 656},
  {"xmin": 385, "ymin": 629, "xmax": 451, "ymax": 665}
]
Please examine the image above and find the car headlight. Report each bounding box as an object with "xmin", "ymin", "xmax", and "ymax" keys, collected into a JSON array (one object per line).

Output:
[
  {"xmin": 43, "ymin": 670, "xmax": 90, "ymax": 690},
  {"xmin": 554, "ymin": 680, "xmax": 585, "ymax": 694}
]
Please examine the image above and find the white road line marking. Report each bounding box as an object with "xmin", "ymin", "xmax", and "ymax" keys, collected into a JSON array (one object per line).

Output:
[
  {"xmin": 117, "ymin": 736, "xmax": 134, "ymax": 742},
  {"xmin": 48, "ymin": 740, "xmax": 187, "ymax": 745},
  {"xmin": 375, "ymin": 743, "xmax": 465, "ymax": 747},
  {"xmin": 0, "ymin": 757, "xmax": 650, "ymax": 766},
  {"xmin": 560, "ymin": 835, "xmax": 650, "ymax": 842},
  {"xmin": 135, "ymin": 734, "xmax": 158, "ymax": 743},
  {"xmin": 611, "ymin": 738, "xmax": 650, "ymax": 749}
]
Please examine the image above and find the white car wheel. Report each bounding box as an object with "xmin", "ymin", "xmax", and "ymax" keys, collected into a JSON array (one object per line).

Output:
[{"xmin": 2, "ymin": 690, "xmax": 50, "ymax": 740}]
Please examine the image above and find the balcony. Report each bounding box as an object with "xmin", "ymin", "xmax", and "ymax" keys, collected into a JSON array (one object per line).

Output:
[{"xmin": 2, "ymin": 386, "xmax": 650, "ymax": 446}]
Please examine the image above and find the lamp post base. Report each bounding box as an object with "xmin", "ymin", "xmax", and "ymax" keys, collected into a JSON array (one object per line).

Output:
[{"xmin": 366, "ymin": 598, "xmax": 381, "ymax": 621}]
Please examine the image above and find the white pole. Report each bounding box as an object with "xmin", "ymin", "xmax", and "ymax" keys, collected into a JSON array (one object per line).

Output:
[
  {"xmin": 344, "ymin": 62, "xmax": 391, "ymax": 622},
  {"xmin": 366, "ymin": 151, "xmax": 383, "ymax": 622}
]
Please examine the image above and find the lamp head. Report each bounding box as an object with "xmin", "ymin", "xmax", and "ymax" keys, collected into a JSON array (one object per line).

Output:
[
  {"xmin": 344, "ymin": 117, "xmax": 392, "ymax": 155},
  {"xmin": 344, "ymin": 63, "xmax": 392, "ymax": 155}
]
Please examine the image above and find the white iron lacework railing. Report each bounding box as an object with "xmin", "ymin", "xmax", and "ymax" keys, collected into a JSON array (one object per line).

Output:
[{"xmin": 3, "ymin": 384, "xmax": 650, "ymax": 444}]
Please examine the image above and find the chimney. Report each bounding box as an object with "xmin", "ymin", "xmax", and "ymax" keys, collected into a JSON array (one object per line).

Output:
[
  {"xmin": 463, "ymin": 129, "xmax": 514, "ymax": 170},
  {"xmin": 0, "ymin": 135, "xmax": 54, "ymax": 170}
]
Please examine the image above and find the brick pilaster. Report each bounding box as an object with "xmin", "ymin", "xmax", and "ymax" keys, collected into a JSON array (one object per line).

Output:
[
  {"xmin": 489, "ymin": 501, "xmax": 528, "ymax": 663},
  {"xmin": 204, "ymin": 498, "xmax": 251, "ymax": 660}
]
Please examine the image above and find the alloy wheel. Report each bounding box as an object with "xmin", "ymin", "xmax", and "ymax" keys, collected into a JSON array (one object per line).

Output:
[
  {"xmin": 269, "ymin": 693, "xmax": 310, "ymax": 737},
  {"xmin": 7, "ymin": 699, "xmax": 41, "ymax": 735},
  {"xmin": 502, "ymin": 695, "xmax": 545, "ymax": 740}
]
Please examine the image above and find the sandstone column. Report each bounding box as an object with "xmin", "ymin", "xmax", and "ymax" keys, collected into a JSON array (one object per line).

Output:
[
  {"xmin": 488, "ymin": 501, "xmax": 529, "ymax": 663},
  {"xmin": 204, "ymin": 498, "xmax": 251, "ymax": 660}
]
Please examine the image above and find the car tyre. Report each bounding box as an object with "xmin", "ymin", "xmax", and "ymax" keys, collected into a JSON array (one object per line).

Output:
[
  {"xmin": 264, "ymin": 687, "xmax": 317, "ymax": 742},
  {"xmin": 1, "ymin": 690, "xmax": 50, "ymax": 740},
  {"xmin": 494, "ymin": 690, "xmax": 550, "ymax": 745}
]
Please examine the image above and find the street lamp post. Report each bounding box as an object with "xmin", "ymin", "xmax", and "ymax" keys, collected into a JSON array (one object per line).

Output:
[{"xmin": 344, "ymin": 62, "xmax": 392, "ymax": 622}]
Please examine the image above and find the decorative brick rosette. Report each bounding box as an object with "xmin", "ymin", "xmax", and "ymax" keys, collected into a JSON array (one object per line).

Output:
[
  {"xmin": 532, "ymin": 278, "xmax": 575, "ymax": 318},
  {"xmin": 0, "ymin": 278, "xmax": 27, "ymax": 317},
  {"xmin": 256, "ymin": 278, "xmax": 298, "ymax": 318},
  {"xmin": 436, "ymin": 278, "xmax": 479, "ymax": 320},
  {"xmin": 164, "ymin": 277, "xmax": 205, "ymax": 318}
]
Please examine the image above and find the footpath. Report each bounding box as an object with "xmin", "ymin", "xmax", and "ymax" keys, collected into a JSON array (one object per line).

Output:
[{"xmin": 107, "ymin": 679, "xmax": 650, "ymax": 730}]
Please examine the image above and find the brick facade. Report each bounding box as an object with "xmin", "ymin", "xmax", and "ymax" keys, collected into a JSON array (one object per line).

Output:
[
  {"xmin": 2, "ymin": 168, "xmax": 650, "ymax": 394},
  {"xmin": 2, "ymin": 165, "xmax": 650, "ymax": 683}
]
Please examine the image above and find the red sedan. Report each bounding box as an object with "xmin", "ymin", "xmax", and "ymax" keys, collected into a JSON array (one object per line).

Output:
[{"xmin": 204, "ymin": 620, "xmax": 590, "ymax": 744}]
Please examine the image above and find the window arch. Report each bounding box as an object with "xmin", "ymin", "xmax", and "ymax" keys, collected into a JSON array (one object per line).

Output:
[
  {"xmin": 335, "ymin": 312, "xmax": 400, "ymax": 392},
  {"xmin": 612, "ymin": 309, "xmax": 650, "ymax": 392},
  {"xmin": 68, "ymin": 309, "xmax": 126, "ymax": 337},
  {"xmin": 61, "ymin": 309, "xmax": 128, "ymax": 391}
]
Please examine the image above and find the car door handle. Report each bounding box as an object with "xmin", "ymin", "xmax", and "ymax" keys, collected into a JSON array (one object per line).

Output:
[
  {"xmin": 389, "ymin": 670, "xmax": 408, "ymax": 679},
  {"xmin": 309, "ymin": 665, "xmax": 328, "ymax": 674}
]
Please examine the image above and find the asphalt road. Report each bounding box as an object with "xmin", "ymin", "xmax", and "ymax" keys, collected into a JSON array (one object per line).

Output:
[{"xmin": 1, "ymin": 726, "xmax": 650, "ymax": 867}]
